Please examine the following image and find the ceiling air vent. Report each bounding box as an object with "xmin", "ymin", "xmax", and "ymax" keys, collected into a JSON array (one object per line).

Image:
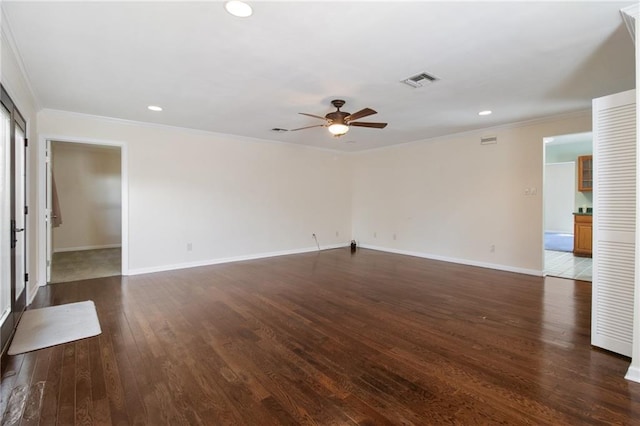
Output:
[
  {"xmin": 401, "ymin": 72, "xmax": 440, "ymax": 88},
  {"xmin": 480, "ymin": 135, "xmax": 498, "ymax": 145}
]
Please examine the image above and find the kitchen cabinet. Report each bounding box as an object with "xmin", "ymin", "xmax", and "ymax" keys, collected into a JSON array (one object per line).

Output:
[
  {"xmin": 573, "ymin": 214, "xmax": 592, "ymax": 257},
  {"xmin": 577, "ymin": 155, "xmax": 593, "ymax": 192}
]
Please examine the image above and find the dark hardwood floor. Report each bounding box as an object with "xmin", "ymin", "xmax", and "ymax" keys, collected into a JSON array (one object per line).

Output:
[{"xmin": 2, "ymin": 248, "xmax": 639, "ymax": 425}]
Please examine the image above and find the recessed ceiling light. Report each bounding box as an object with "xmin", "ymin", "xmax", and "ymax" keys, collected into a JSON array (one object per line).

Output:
[
  {"xmin": 478, "ymin": 110, "xmax": 492, "ymax": 116},
  {"xmin": 148, "ymin": 105, "xmax": 163, "ymax": 112},
  {"xmin": 225, "ymin": 1, "xmax": 252, "ymax": 17}
]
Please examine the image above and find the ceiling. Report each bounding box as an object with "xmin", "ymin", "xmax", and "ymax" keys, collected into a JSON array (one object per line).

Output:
[
  {"xmin": 2, "ymin": 1, "xmax": 636, "ymax": 152},
  {"xmin": 545, "ymin": 132, "xmax": 592, "ymax": 147}
]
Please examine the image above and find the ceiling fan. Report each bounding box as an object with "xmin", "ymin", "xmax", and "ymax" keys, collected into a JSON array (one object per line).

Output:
[{"xmin": 290, "ymin": 99, "xmax": 387, "ymax": 137}]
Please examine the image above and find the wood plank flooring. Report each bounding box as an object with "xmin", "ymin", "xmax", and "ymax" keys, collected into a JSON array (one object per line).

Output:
[{"xmin": 2, "ymin": 248, "xmax": 640, "ymax": 424}]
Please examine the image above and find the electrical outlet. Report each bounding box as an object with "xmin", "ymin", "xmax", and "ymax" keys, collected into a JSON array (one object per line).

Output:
[
  {"xmin": 374, "ymin": 232, "xmax": 377, "ymax": 238},
  {"xmin": 393, "ymin": 233, "xmax": 397, "ymax": 240},
  {"xmin": 187, "ymin": 243, "xmax": 193, "ymax": 252},
  {"xmin": 490, "ymin": 244, "xmax": 495, "ymax": 253},
  {"xmin": 336, "ymin": 231, "xmax": 339, "ymax": 237}
]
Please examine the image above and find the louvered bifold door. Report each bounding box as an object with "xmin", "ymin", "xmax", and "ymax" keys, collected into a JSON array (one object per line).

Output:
[{"xmin": 592, "ymin": 89, "xmax": 636, "ymax": 357}]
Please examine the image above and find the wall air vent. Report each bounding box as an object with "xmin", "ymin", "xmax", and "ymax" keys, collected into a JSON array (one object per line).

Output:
[
  {"xmin": 480, "ymin": 136, "xmax": 498, "ymax": 145},
  {"xmin": 401, "ymin": 72, "xmax": 440, "ymax": 88}
]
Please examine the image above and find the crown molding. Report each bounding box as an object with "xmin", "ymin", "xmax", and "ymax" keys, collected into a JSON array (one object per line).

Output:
[
  {"xmin": 357, "ymin": 109, "xmax": 591, "ymax": 154},
  {"xmin": 39, "ymin": 108, "xmax": 345, "ymax": 155},
  {"xmin": 0, "ymin": 5, "xmax": 42, "ymax": 111},
  {"xmin": 620, "ymin": 4, "xmax": 639, "ymax": 44}
]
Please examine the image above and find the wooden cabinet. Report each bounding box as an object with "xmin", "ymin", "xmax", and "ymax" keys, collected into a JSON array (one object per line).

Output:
[
  {"xmin": 577, "ymin": 155, "xmax": 593, "ymax": 191},
  {"xmin": 573, "ymin": 214, "xmax": 592, "ymax": 257}
]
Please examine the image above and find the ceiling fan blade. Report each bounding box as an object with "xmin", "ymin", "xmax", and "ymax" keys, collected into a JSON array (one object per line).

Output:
[
  {"xmin": 350, "ymin": 121, "xmax": 388, "ymax": 129},
  {"xmin": 298, "ymin": 112, "xmax": 327, "ymax": 120},
  {"xmin": 289, "ymin": 124, "xmax": 326, "ymax": 131},
  {"xmin": 346, "ymin": 108, "xmax": 377, "ymax": 122}
]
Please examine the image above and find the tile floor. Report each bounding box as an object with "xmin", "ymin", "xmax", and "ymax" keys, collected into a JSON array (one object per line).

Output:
[
  {"xmin": 50, "ymin": 248, "xmax": 122, "ymax": 283},
  {"xmin": 544, "ymin": 250, "xmax": 592, "ymax": 282}
]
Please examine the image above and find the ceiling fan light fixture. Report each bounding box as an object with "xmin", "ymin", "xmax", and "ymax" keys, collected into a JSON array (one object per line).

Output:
[
  {"xmin": 292, "ymin": 100, "xmax": 386, "ymax": 136},
  {"xmin": 225, "ymin": 1, "xmax": 253, "ymax": 17},
  {"xmin": 328, "ymin": 123, "xmax": 349, "ymax": 136}
]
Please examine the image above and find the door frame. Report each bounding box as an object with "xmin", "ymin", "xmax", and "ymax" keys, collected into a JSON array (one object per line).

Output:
[
  {"xmin": 541, "ymin": 132, "xmax": 594, "ymax": 278},
  {"xmin": 37, "ymin": 135, "xmax": 129, "ymax": 286},
  {"xmin": 0, "ymin": 83, "xmax": 28, "ymax": 354}
]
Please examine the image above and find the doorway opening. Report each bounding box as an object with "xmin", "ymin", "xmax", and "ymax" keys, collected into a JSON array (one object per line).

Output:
[
  {"xmin": 542, "ymin": 132, "xmax": 593, "ymax": 281},
  {"xmin": 42, "ymin": 139, "xmax": 126, "ymax": 284},
  {"xmin": 49, "ymin": 141, "xmax": 122, "ymax": 282}
]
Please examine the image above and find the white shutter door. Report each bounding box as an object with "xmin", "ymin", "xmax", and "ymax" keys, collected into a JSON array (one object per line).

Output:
[{"xmin": 592, "ymin": 89, "xmax": 636, "ymax": 357}]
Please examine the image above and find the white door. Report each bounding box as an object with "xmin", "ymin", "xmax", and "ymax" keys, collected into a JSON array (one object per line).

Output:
[
  {"xmin": 14, "ymin": 126, "xmax": 26, "ymax": 300},
  {"xmin": 0, "ymin": 85, "xmax": 27, "ymax": 353},
  {"xmin": 46, "ymin": 139, "xmax": 52, "ymax": 282},
  {"xmin": 592, "ymin": 89, "xmax": 636, "ymax": 357},
  {"xmin": 0, "ymin": 105, "xmax": 10, "ymax": 327}
]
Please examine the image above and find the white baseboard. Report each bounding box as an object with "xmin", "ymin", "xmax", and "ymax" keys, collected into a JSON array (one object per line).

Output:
[
  {"xmin": 359, "ymin": 244, "xmax": 543, "ymax": 277},
  {"xmin": 625, "ymin": 365, "xmax": 640, "ymax": 383},
  {"xmin": 54, "ymin": 244, "xmax": 121, "ymax": 253},
  {"xmin": 127, "ymin": 243, "xmax": 347, "ymax": 276},
  {"xmin": 544, "ymin": 229, "xmax": 573, "ymax": 235},
  {"xmin": 27, "ymin": 281, "xmax": 39, "ymax": 305},
  {"xmin": 129, "ymin": 243, "xmax": 542, "ymax": 277}
]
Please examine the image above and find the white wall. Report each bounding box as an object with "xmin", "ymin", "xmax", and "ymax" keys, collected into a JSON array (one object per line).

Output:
[
  {"xmin": 38, "ymin": 109, "xmax": 352, "ymax": 274},
  {"xmin": 52, "ymin": 142, "xmax": 121, "ymax": 251},
  {"xmin": 36, "ymin": 109, "xmax": 591, "ymax": 278},
  {"xmin": 545, "ymin": 137, "xmax": 593, "ymax": 211},
  {"xmin": 352, "ymin": 112, "xmax": 591, "ymax": 275},
  {"xmin": 1, "ymin": 19, "xmax": 40, "ymax": 301},
  {"xmin": 544, "ymin": 162, "xmax": 575, "ymax": 234}
]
